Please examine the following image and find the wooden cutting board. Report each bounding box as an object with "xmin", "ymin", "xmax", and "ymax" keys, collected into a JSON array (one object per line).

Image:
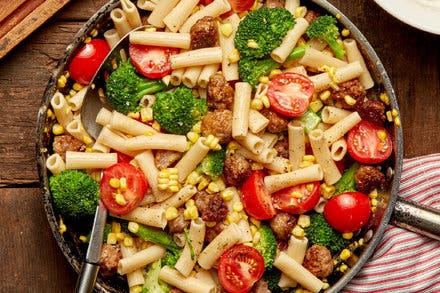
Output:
[{"xmin": 0, "ymin": 0, "xmax": 71, "ymax": 59}]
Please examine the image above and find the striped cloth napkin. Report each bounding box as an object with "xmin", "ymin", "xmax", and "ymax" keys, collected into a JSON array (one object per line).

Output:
[{"xmin": 343, "ymin": 154, "xmax": 440, "ymax": 293}]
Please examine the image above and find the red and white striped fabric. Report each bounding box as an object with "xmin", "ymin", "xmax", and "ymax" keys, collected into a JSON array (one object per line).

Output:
[{"xmin": 343, "ymin": 153, "xmax": 440, "ymax": 293}]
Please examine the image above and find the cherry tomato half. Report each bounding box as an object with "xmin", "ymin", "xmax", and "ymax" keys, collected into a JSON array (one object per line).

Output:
[
  {"xmin": 267, "ymin": 72, "xmax": 314, "ymax": 118},
  {"xmin": 323, "ymin": 191, "xmax": 371, "ymax": 233},
  {"xmin": 201, "ymin": 0, "xmax": 254, "ymax": 13},
  {"xmin": 218, "ymin": 245, "xmax": 265, "ymax": 293},
  {"xmin": 272, "ymin": 181, "xmax": 321, "ymax": 214},
  {"xmin": 129, "ymin": 44, "xmax": 178, "ymax": 79},
  {"xmin": 69, "ymin": 39, "xmax": 110, "ymax": 85},
  {"xmin": 346, "ymin": 120, "xmax": 393, "ymax": 164},
  {"xmin": 241, "ymin": 170, "xmax": 276, "ymax": 220},
  {"xmin": 100, "ymin": 163, "xmax": 148, "ymax": 215}
]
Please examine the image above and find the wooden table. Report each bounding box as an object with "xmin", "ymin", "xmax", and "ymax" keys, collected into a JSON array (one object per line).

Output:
[{"xmin": 0, "ymin": 0, "xmax": 438, "ymax": 291}]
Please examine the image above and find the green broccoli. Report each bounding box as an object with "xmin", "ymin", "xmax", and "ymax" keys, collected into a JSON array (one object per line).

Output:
[
  {"xmin": 238, "ymin": 57, "xmax": 279, "ymax": 87},
  {"xmin": 286, "ymin": 44, "xmax": 307, "ymax": 61},
  {"xmin": 304, "ymin": 213, "xmax": 350, "ymax": 254},
  {"xmin": 234, "ymin": 7, "xmax": 296, "ymax": 59},
  {"xmin": 306, "ymin": 15, "xmax": 346, "ymax": 59},
  {"xmin": 263, "ymin": 268, "xmax": 282, "ymax": 293},
  {"xmin": 161, "ymin": 250, "xmax": 182, "ymax": 268},
  {"xmin": 49, "ymin": 170, "xmax": 100, "ymax": 221},
  {"xmin": 299, "ymin": 108, "xmax": 321, "ymax": 134},
  {"xmin": 131, "ymin": 223, "xmax": 181, "ymax": 254},
  {"xmin": 197, "ymin": 149, "xmax": 226, "ymax": 180},
  {"xmin": 335, "ymin": 163, "xmax": 360, "ymax": 195},
  {"xmin": 142, "ymin": 259, "xmax": 171, "ymax": 293},
  {"xmin": 152, "ymin": 86, "xmax": 208, "ymax": 135},
  {"xmin": 254, "ymin": 224, "xmax": 277, "ymax": 270},
  {"xmin": 105, "ymin": 60, "xmax": 166, "ymax": 114}
]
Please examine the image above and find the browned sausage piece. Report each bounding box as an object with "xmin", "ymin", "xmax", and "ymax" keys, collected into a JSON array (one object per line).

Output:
[
  {"xmin": 53, "ymin": 134, "xmax": 86, "ymax": 160},
  {"xmin": 201, "ymin": 109, "xmax": 233, "ymax": 144},
  {"xmin": 190, "ymin": 16, "xmax": 217, "ymax": 50},
  {"xmin": 354, "ymin": 165, "xmax": 386, "ymax": 194},
  {"xmin": 273, "ymin": 135, "xmax": 289, "ymax": 159},
  {"xmin": 168, "ymin": 208, "xmax": 189, "ymax": 234},
  {"xmin": 207, "ymin": 73, "xmax": 234, "ymax": 110},
  {"xmin": 260, "ymin": 108, "xmax": 289, "ymax": 133},
  {"xmin": 204, "ymin": 222, "xmax": 225, "ymax": 243},
  {"xmin": 303, "ymin": 244, "xmax": 334, "ymax": 278},
  {"xmin": 330, "ymin": 78, "xmax": 366, "ymax": 109},
  {"xmin": 304, "ymin": 10, "xmax": 321, "ymax": 24},
  {"xmin": 155, "ymin": 150, "xmax": 183, "ymax": 169},
  {"xmin": 354, "ymin": 99, "xmax": 386, "ymax": 125},
  {"xmin": 194, "ymin": 190, "xmax": 228, "ymax": 222},
  {"xmin": 99, "ymin": 243, "xmax": 122, "ymax": 277},
  {"xmin": 263, "ymin": 0, "xmax": 284, "ymax": 8},
  {"xmin": 269, "ymin": 212, "xmax": 297, "ymax": 240},
  {"xmin": 223, "ymin": 152, "xmax": 252, "ymax": 186}
]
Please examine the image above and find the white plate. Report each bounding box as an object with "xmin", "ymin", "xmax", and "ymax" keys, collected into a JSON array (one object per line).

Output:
[{"xmin": 374, "ymin": 0, "xmax": 440, "ymax": 35}]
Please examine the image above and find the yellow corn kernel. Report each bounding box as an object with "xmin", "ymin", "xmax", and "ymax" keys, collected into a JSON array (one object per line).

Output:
[
  {"xmin": 186, "ymin": 171, "xmax": 201, "ymax": 186},
  {"xmin": 290, "ymin": 191, "xmax": 303, "ymax": 199},
  {"xmin": 204, "ymin": 134, "xmax": 221, "ymax": 150},
  {"xmin": 377, "ymin": 130, "xmax": 387, "ymax": 140},
  {"xmin": 221, "ymin": 188, "xmax": 235, "ymax": 201},
  {"xmin": 220, "ymin": 23, "xmax": 233, "ymax": 37},
  {"xmin": 247, "ymin": 39, "xmax": 259, "ymax": 49},
  {"xmin": 111, "ymin": 221, "xmax": 121, "ymax": 233},
  {"xmin": 294, "ymin": 6, "xmax": 307, "ymax": 18},
  {"xmin": 341, "ymin": 28, "xmax": 350, "ymax": 37},
  {"xmin": 79, "ymin": 235, "xmax": 88, "ymax": 243},
  {"xmin": 371, "ymin": 205, "xmax": 377, "ymax": 213},
  {"xmin": 369, "ymin": 189, "xmax": 378, "ymax": 199},
  {"xmin": 119, "ymin": 177, "xmax": 127, "ymax": 191},
  {"xmin": 299, "ymin": 160, "xmax": 314, "ymax": 168},
  {"xmin": 344, "ymin": 95, "xmax": 357, "ymax": 106},
  {"xmin": 187, "ymin": 131, "xmax": 199, "ymax": 143},
  {"xmin": 82, "ymin": 135, "xmax": 92, "ymax": 145},
  {"xmin": 228, "ymin": 49, "xmax": 240, "ymax": 63},
  {"xmin": 140, "ymin": 107, "xmax": 154, "ymax": 122},
  {"xmin": 59, "ymin": 218, "xmax": 67, "ymax": 234},
  {"xmin": 250, "ymin": 225, "xmax": 258, "ymax": 236},
  {"xmin": 123, "ymin": 236, "xmax": 134, "ymax": 247},
  {"xmin": 309, "ymin": 100, "xmax": 324, "ymax": 113},
  {"xmin": 391, "ymin": 109, "xmax": 399, "ymax": 117},
  {"xmin": 116, "ymin": 232, "xmax": 125, "ymax": 241},
  {"xmin": 127, "ymin": 222, "xmax": 139, "ymax": 234},
  {"xmin": 371, "ymin": 198, "xmax": 378, "ymax": 207},
  {"xmin": 250, "ymin": 0, "xmax": 258, "ymax": 10},
  {"xmin": 394, "ymin": 116, "xmax": 401, "ymax": 127},
  {"xmin": 69, "ymin": 89, "xmax": 77, "ymax": 97},
  {"xmin": 386, "ymin": 111, "xmax": 393, "ymax": 122},
  {"xmin": 169, "ymin": 185, "xmax": 180, "ymax": 193},
  {"xmin": 52, "ymin": 124, "xmax": 64, "ymax": 135},
  {"xmin": 322, "ymin": 282, "xmax": 330, "ymax": 290},
  {"xmin": 152, "ymin": 121, "xmax": 161, "ymax": 131},
  {"xmin": 205, "ymin": 221, "xmax": 217, "ymax": 228},
  {"xmin": 258, "ymin": 75, "xmax": 269, "ymax": 84},
  {"xmin": 207, "ymin": 181, "xmax": 220, "ymax": 194},
  {"xmin": 298, "ymin": 214, "xmax": 310, "ymax": 228},
  {"xmin": 144, "ymin": 25, "xmax": 157, "ymax": 32},
  {"xmin": 380, "ymin": 92, "xmax": 390, "ymax": 105},
  {"xmin": 184, "ymin": 205, "xmax": 199, "ymax": 220},
  {"xmin": 233, "ymin": 201, "xmax": 244, "ymax": 212},
  {"xmin": 339, "ymin": 264, "xmax": 348, "ymax": 273},
  {"xmin": 46, "ymin": 109, "xmax": 55, "ymax": 119},
  {"xmin": 269, "ymin": 69, "xmax": 282, "ymax": 79},
  {"xmin": 107, "ymin": 232, "xmax": 117, "ymax": 245},
  {"xmin": 261, "ymin": 95, "xmax": 270, "ymax": 108},
  {"xmin": 251, "ymin": 98, "xmax": 264, "ymax": 110},
  {"xmin": 252, "ymin": 231, "xmax": 261, "ymax": 244},
  {"xmin": 340, "ymin": 248, "xmax": 352, "ymax": 261},
  {"xmin": 197, "ymin": 176, "xmax": 210, "ymax": 190},
  {"xmin": 109, "ymin": 178, "xmax": 120, "ymax": 189},
  {"xmin": 303, "ymin": 155, "xmax": 315, "ymax": 162},
  {"xmin": 186, "ymin": 199, "xmax": 195, "ymax": 208},
  {"xmin": 227, "ymin": 212, "xmax": 241, "ymax": 224},
  {"xmin": 192, "ymin": 121, "xmax": 202, "ymax": 133},
  {"xmin": 321, "ymin": 183, "xmax": 335, "ymax": 199},
  {"xmin": 72, "ymin": 83, "xmax": 83, "ymax": 91},
  {"xmin": 115, "ymin": 193, "xmax": 127, "ymax": 206},
  {"xmin": 306, "ymin": 183, "xmax": 315, "ymax": 192},
  {"xmin": 130, "ymin": 285, "xmax": 143, "ymax": 293},
  {"xmin": 358, "ymin": 238, "xmax": 365, "ymax": 246},
  {"xmin": 342, "ymin": 232, "xmax": 353, "ymax": 240},
  {"xmin": 292, "ymin": 226, "xmax": 305, "ymax": 237},
  {"xmin": 319, "ymin": 90, "xmax": 331, "ymax": 101},
  {"xmin": 57, "ymin": 75, "xmax": 67, "ymax": 88},
  {"xmin": 214, "ymin": 179, "xmax": 226, "ymax": 191}
]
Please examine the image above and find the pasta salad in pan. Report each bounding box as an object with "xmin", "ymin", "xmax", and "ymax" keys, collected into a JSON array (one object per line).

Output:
[{"xmin": 43, "ymin": 0, "xmax": 401, "ymax": 292}]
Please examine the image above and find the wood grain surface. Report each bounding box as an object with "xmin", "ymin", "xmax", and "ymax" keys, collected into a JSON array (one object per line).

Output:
[{"xmin": 0, "ymin": 0, "xmax": 438, "ymax": 291}]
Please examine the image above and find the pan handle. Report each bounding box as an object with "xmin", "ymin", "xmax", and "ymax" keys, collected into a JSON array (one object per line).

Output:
[{"xmin": 391, "ymin": 196, "xmax": 440, "ymax": 241}]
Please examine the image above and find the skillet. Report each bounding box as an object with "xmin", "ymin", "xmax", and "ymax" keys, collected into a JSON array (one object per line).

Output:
[{"xmin": 36, "ymin": 0, "xmax": 440, "ymax": 292}]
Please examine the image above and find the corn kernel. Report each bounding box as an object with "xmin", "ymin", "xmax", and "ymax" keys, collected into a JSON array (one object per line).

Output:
[
  {"xmin": 119, "ymin": 177, "xmax": 127, "ymax": 191},
  {"xmin": 228, "ymin": 49, "xmax": 240, "ymax": 63},
  {"xmin": 322, "ymin": 283, "xmax": 330, "ymax": 290},
  {"xmin": 294, "ymin": 6, "xmax": 307, "ymax": 18},
  {"xmin": 261, "ymin": 95, "xmax": 270, "ymax": 108},
  {"xmin": 341, "ymin": 28, "xmax": 350, "ymax": 37},
  {"xmin": 369, "ymin": 189, "xmax": 378, "ymax": 199},
  {"xmin": 116, "ymin": 232, "xmax": 125, "ymax": 241},
  {"xmin": 299, "ymin": 160, "xmax": 314, "ymax": 168},
  {"xmin": 303, "ymin": 155, "xmax": 315, "ymax": 162},
  {"xmin": 130, "ymin": 285, "xmax": 143, "ymax": 293},
  {"xmin": 192, "ymin": 121, "xmax": 202, "ymax": 133},
  {"xmin": 59, "ymin": 218, "xmax": 67, "ymax": 234},
  {"xmin": 52, "ymin": 124, "xmax": 64, "ymax": 135},
  {"xmin": 292, "ymin": 226, "xmax": 305, "ymax": 237},
  {"xmin": 339, "ymin": 264, "xmax": 349, "ymax": 273},
  {"xmin": 221, "ymin": 188, "xmax": 235, "ymax": 201},
  {"xmin": 371, "ymin": 198, "xmax": 378, "ymax": 207},
  {"xmin": 207, "ymin": 181, "xmax": 220, "ymax": 194},
  {"xmin": 247, "ymin": 39, "xmax": 259, "ymax": 49},
  {"xmin": 128, "ymin": 222, "xmax": 139, "ymax": 234},
  {"xmin": 298, "ymin": 214, "xmax": 310, "ymax": 228},
  {"xmin": 344, "ymin": 95, "xmax": 357, "ymax": 106},
  {"xmin": 394, "ymin": 116, "xmax": 401, "ymax": 127},
  {"xmin": 269, "ymin": 69, "xmax": 282, "ymax": 79},
  {"xmin": 251, "ymin": 98, "xmax": 264, "ymax": 110},
  {"xmin": 57, "ymin": 75, "xmax": 66, "ymax": 88},
  {"xmin": 205, "ymin": 221, "xmax": 217, "ymax": 228},
  {"xmin": 198, "ymin": 176, "xmax": 210, "ymax": 190},
  {"xmin": 309, "ymin": 99, "xmax": 324, "ymax": 113},
  {"xmin": 358, "ymin": 238, "xmax": 365, "ymax": 246},
  {"xmin": 152, "ymin": 121, "xmax": 161, "ymax": 131},
  {"xmin": 184, "ymin": 205, "xmax": 199, "ymax": 220},
  {"xmin": 319, "ymin": 90, "xmax": 331, "ymax": 101},
  {"xmin": 391, "ymin": 109, "xmax": 399, "ymax": 117},
  {"xmin": 342, "ymin": 232, "xmax": 353, "ymax": 239},
  {"xmin": 380, "ymin": 92, "xmax": 390, "ymax": 105},
  {"xmin": 250, "ymin": 217, "xmax": 261, "ymax": 228},
  {"xmin": 377, "ymin": 130, "xmax": 387, "ymax": 140},
  {"xmin": 187, "ymin": 131, "xmax": 199, "ymax": 143},
  {"xmin": 186, "ymin": 199, "xmax": 195, "ymax": 207},
  {"xmin": 79, "ymin": 235, "xmax": 88, "ymax": 243},
  {"xmin": 169, "ymin": 185, "xmax": 180, "ymax": 193},
  {"xmin": 250, "ymin": 225, "xmax": 258, "ymax": 236},
  {"xmin": 340, "ymin": 248, "xmax": 351, "ymax": 260},
  {"xmin": 252, "ymin": 231, "xmax": 261, "ymax": 244},
  {"xmin": 72, "ymin": 83, "xmax": 83, "ymax": 91},
  {"xmin": 386, "ymin": 111, "xmax": 393, "ymax": 122},
  {"xmin": 109, "ymin": 178, "xmax": 120, "ymax": 189},
  {"xmin": 220, "ymin": 23, "xmax": 233, "ymax": 37},
  {"xmin": 258, "ymin": 75, "xmax": 269, "ymax": 84},
  {"xmin": 290, "ymin": 191, "xmax": 302, "ymax": 198},
  {"xmin": 107, "ymin": 232, "xmax": 117, "ymax": 245},
  {"xmin": 250, "ymin": 0, "xmax": 258, "ymax": 10},
  {"xmin": 123, "ymin": 236, "xmax": 134, "ymax": 247},
  {"xmin": 186, "ymin": 171, "xmax": 201, "ymax": 186},
  {"xmin": 112, "ymin": 221, "xmax": 121, "ymax": 233},
  {"xmin": 371, "ymin": 206, "xmax": 377, "ymax": 213},
  {"xmin": 115, "ymin": 193, "xmax": 127, "ymax": 206},
  {"xmin": 233, "ymin": 201, "xmax": 244, "ymax": 212},
  {"xmin": 140, "ymin": 107, "xmax": 153, "ymax": 122},
  {"xmin": 227, "ymin": 212, "xmax": 241, "ymax": 224},
  {"xmin": 321, "ymin": 183, "xmax": 335, "ymax": 199}
]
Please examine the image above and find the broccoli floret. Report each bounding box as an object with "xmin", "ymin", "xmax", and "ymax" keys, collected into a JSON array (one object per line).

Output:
[
  {"xmin": 238, "ymin": 57, "xmax": 279, "ymax": 87},
  {"xmin": 49, "ymin": 170, "xmax": 100, "ymax": 221},
  {"xmin": 152, "ymin": 86, "xmax": 208, "ymax": 135},
  {"xmin": 306, "ymin": 15, "xmax": 346, "ymax": 59},
  {"xmin": 161, "ymin": 250, "xmax": 182, "ymax": 268},
  {"xmin": 263, "ymin": 268, "xmax": 282, "ymax": 293},
  {"xmin": 105, "ymin": 60, "xmax": 166, "ymax": 114},
  {"xmin": 235, "ymin": 7, "xmax": 296, "ymax": 59},
  {"xmin": 335, "ymin": 163, "xmax": 360, "ymax": 195},
  {"xmin": 197, "ymin": 149, "xmax": 226, "ymax": 180},
  {"xmin": 142, "ymin": 259, "xmax": 171, "ymax": 293},
  {"xmin": 254, "ymin": 224, "xmax": 277, "ymax": 270},
  {"xmin": 304, "ymin": 213, "xmax": 350, "ymax": 254}
]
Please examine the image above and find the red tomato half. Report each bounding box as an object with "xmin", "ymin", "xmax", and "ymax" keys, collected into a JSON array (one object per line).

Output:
[
  {"xmin": 241, "ymin": 170, "xmax": 276, "ymax": 220},
  {"xmin": 201, "ymin": 0, "xmax": 253, "ymax": 13},
  {"xmin": 323, "ymin": 191, "xmax": 371, "ymax": 233},
  {"xmin": 218, "ymin": 245, "xmax": 265, "ymax": 293},
  {"xmin": 100, "ymin": 163, "xmax": 148, "ymax": 215},
  {"xmin": 69, "ymin": 39, "xmax": 110, "ymax": 85},
  {"xmin": 129, "ymin": 44, "xmax": 178, "ymax": 79},
  {"xmin": 267, "ymin": 72, "xmax": 314, "ymax": 118},
  {"xmin": 272, "ymin": 181, "xmax": 321, "ymax": 214},
  {"xmin": 347, "ymin": 120, "xmax": 393, "ymax": 164}
]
